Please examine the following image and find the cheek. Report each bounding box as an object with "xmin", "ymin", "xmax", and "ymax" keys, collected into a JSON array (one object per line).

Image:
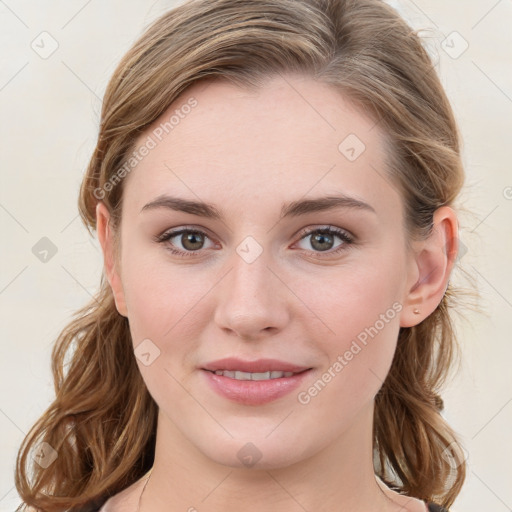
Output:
[
  {"xmin": 120, "ymin": 243, "xmax": 208, "ymax": 342},
  {"xmin": 294, "ymin": 259, "xmax": 404, "ymax": 399},
  {"xmin": 119, "ymin": 254, "xmax": 207, "ymax": 409},
  {"xmin": 295, "ymin": 256, "xmax": 404, "ymax": 340},
  {"xmin": 296, "ymin": 295, "xmax": 401, "ymax": 433}
]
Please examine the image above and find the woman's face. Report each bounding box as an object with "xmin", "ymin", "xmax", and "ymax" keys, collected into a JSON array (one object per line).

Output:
[{"xmin": 102, "ymin": 74, "xmax": 420, "ymax": 469}]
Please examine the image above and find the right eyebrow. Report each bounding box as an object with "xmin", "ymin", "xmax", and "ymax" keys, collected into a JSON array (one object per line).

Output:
[{"xmin": 140, "ymin": 195, "xmax": 223, "ymax": 219}]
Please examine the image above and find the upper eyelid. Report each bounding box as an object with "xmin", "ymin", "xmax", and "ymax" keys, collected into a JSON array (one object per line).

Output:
[{"xmin": 295, "ymin": 225, "xmax": 353, "ymax": 239}]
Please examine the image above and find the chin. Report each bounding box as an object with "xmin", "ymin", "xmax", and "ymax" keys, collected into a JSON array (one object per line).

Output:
[{"xmin": 195, "ymin": 433, "xmax": 310, "ymax": 471}]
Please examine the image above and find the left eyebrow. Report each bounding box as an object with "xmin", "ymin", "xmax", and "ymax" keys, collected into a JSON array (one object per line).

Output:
[
  {"xmin": 280, "ymin": 195, "xmax": 376, "ymax": 218},
  {"xmin": 140, "ymin": 194, "xmax": 376, "ymax": 219}
]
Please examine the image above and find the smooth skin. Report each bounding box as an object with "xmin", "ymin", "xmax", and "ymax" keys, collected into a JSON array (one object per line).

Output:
[{"xmin": 96, "ymin": 74, "xmax": 458, "ymax": 512}]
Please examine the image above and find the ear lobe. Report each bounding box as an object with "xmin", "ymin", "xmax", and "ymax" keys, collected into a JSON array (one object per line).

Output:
[
  {"xmin": 96, "ymin": 202, "xmax": 128, "ymax": 317},
  {"xmin": 400, "ymin": 206, "xmax": 459, "ymax": 328}
]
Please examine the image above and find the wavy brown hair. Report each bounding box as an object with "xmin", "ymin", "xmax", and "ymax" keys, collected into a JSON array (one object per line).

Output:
[{"xmin": 16, "ymin": 0, "xmax": 469, "ymax": 510}]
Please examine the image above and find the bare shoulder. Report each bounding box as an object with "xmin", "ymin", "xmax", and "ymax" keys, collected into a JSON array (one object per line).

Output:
[{"xmin": 98, "ymin": 475, "xmax": 147, "ymax": 512}]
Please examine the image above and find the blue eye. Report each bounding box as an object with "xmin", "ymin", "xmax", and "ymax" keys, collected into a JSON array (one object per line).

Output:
[{"xmin": 155, "ymin": 225, "xmax": 354, "ymax": 258}]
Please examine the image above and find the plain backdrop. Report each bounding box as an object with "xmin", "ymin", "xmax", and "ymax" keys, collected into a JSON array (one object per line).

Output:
[{"xmin": 1, "ymin": 1, "xmax": 511, "ymax": 511}]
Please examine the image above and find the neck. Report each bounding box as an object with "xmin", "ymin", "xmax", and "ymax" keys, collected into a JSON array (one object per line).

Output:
[{"xmin": 141, "ymin": 402, "xmax": 400, "ymax": 512}]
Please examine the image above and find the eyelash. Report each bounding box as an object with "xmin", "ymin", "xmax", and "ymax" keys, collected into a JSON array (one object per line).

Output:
[{"xmin": 154, "ymin": 225, "xmax": 354, "ymax": 259}]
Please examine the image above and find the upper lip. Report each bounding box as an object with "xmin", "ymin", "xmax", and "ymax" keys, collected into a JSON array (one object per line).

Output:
[{"xmin": 201, "ymin": 357, "xmax": 311, "ymax": 373}]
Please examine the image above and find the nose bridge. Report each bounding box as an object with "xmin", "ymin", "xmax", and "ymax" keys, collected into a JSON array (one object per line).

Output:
[
  {"xmin": 213, "ymin": 239, "xmax": 288, "ymax": 338},
  {"xmin": 231, "ymin": 245, "xmax": 273, "ymax": 299}
]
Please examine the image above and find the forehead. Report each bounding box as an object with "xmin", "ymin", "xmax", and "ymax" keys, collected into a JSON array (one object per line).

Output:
[{"xmin": 122, "ymin": 74, "xmax": 402, "ymax": 221}]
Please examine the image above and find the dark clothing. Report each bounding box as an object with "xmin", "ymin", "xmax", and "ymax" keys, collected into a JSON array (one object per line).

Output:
[
  {"xmin": 82, "ymin": 501, "xmax": 449, "ymax": 511},
  {"xmin": 428, "ymin": 503, "xmax": 450, "ymax": 512}
]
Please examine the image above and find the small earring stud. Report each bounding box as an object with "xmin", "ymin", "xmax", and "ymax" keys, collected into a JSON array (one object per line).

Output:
[{"xmin": 413, "ymin": 308, "xmax": 420, "ymax": 315}]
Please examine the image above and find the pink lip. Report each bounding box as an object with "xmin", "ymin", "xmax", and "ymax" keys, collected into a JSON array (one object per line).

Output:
[
  {"xmin": 201, "ymin": 357, "xmax": 310, "ymax": 373},
  {"xmin": 200, "ymin": 357, "xmax": 312, "ymax": 405}
]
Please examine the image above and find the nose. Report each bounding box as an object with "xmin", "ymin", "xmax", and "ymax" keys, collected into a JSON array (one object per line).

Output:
[{"xmin": 213, "ymin": 245, "xmax": 290, "ymax": 341}]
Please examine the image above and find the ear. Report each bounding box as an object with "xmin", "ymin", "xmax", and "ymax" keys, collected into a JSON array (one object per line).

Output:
[
  {"xmin": 96, "ymin": 202, "xmax": 128, "ymax": 317},
  {"xmin": 400, "ymin": 206, "xmax": 459, "ymax": 328}
]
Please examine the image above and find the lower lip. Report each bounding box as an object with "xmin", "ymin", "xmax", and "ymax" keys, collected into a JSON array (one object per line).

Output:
[{"xmin": 202, "ymin": 369, "xmax": 312, "ymax": 405}]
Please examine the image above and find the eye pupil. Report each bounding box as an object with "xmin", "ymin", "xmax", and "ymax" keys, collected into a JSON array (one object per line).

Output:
[{"xmin": 311, "ymin": 232, "xmax": 334, "ymax": 251}]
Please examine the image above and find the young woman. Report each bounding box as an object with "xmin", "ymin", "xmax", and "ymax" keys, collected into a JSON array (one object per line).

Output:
[{"xmin": 16, "ymin": 0, "xmax": 468, "ymax": 511}]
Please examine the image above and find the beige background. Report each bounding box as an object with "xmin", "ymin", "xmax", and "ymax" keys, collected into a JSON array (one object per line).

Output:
[{"xmin": 1, "ymin": 1, "xmax": 511, "ymax": 511}]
